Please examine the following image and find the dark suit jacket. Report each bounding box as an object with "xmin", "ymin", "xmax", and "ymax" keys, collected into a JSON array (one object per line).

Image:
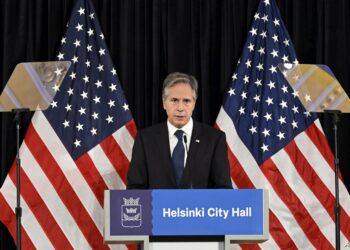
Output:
[{"xmin": 127, "ymin": 120, "xmax": 232, "ymax": 189}]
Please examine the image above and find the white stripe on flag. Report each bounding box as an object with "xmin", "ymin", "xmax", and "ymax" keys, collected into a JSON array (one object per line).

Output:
[
  {"xmin": 88, "ymin": 144, "xmax": 126, "ymax": 189},
  {"xmin": 113, "ymin": 126, "xmax": 134, "ymax": 161},
  {"xmin": 20, "ymin": 142, "xmax": 90, "ymax": 249},
  {"xmin": 0, "ymin": 177, "xmax": 55, "ymax": 249},
  {"xmin": 32, "ymin": 111, "xmax": 104, "ymax": 232}
]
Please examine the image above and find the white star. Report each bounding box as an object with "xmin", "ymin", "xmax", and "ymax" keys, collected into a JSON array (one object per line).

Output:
[
  {"xmin": 281, "ymin": 85, "xmax": 289, "ymax": 93},
  {"xmin": 264, "ymin": 112, "xmax": 272, "ymax": 121},
  {"xmin": 249, "ymin": 27, "xmax": 257, "ymax": 36},
  {"xmin": 106, "ymin": 115, "xmax": 114, "ymax": 124},
  {"xmin": 228, "ymin": 88, "xmax": 235, "ymax": 96},
  {"xmin": 278, "ymin": 116, "xmax": 286, "ymax": 125},
  {"xmin": 256, "ymin": 63, "xmax": 264, "ymax": 71},
  {"xmin": 111, "ymin": 68, "xmax": 117, "ymax": 75},
  {"xmin": 283, "ymin": 39, "xmax": 290, "ymax": 46},
  {"xmin": 85, "ymin": 60, "xmax": 91, "ymax": 67},
  {"xmin": 292, "ymin": 105, "xmax": 299, "ymax": 113},
  {"xmin": 292, "ymin": 90, "xmax": 299, "ymax": 98},
  {"xmin": 282, "ymin": 55, "xmax": 289, "ymax": 62},
  {"xmin": 50, "ymin": 101, "xmax": 58, "ymax": 108},
  {"xmin": 304, "ymin": 111, "xmax": 311, "ymax": 117},
  {"xmin": 57, "ymin": 52, "xmax": 64, "ymax": 60},
  {"xmin": 54, "ymin": 67, "xmax": 63, "ymax": 76},
  {"xmin": 258, "ymin": 47, "xmax": 265, "ymax": 55},
  {"xmin": 61, "ymin": 37, "xmax": 66, "ymax": 44},
  {"xmin": 243, "ymin": 75, "xmax": 249, "ymax": 84},
  {"xmin": 264, "ymin": 0, "xmax": 270, "ymax": 6},
  {"xmin": 67, "ymin": 88, "xmax": 74, "ymax": 95},
  {"xmin": 87, "ymin": 28, "xmax": 94, "ymax": 36},
  {"xmin": 245, "ymin": 59, "xmax": 252, "ymax": 68},
  {"xmin": 74, "ymin": 39, "xmax": 81, "ymax": 47},
  {"xmin": 270, "ymin": 49, "xmax": 279, "ymax": 58},
  {"xmin": 97, "ymin": 64, "xmax": 104, "ymax": 71},
  {"xmin": 249, "ymin": 126, "xmax": 257, "ymax": 134},
  {"xmin": 292, "ymin": 120, "xmax": 298, "ymax": 128},
  {"xmin": 78, "ymin": 107, "xmax": 86, "ymax": 115},
  {"xmin": 241, "ymin": 91, "xmax": 248, "ymax": 99},
  {"xmin": 83, "ymin": 75, "xmax": 89, "ymax": 83},
  {"xmin": 247, "ymin": 43, "xmax": 254, "ymax": 52},
  {"xmin": 108, "ymin": 100, "xmax": 115, "ymax": 108},
  {"xmin": 265, "ymin": 97, "xmax": 274, "ymax": 105},
  {"xmin": 253, "ymin": 94, "xmax": 261, "ymax": 102},
  {"xmin": 304, "ymin": 94, "xmax": 312, "ymax": 102},
  {"xmin": 99, "ymin": 33, "xmax": 105, "ymax": 40},
  {"xmin": 262, "ymin": 128, "xmax": 270, "ymax": 137},
  {"xmin": 92, "ymin": 112, "xmax": 99, "ymax": 120},
  {"xmin": 123, "ymin": 103, "xmax": 129, "ymax": 111},
  {"xmin": 95, "ymin": 80, "xmax": 103, "ymax": 88},
  {"xmin": 267, "ymin": 80, "xmax": 276, "ymax": 89},
  {"xmin": 90, "ymin": 127, "xmax": 97, "ymax": 136},
  {"xmin": 75, "ymin": 23, "xmax": 83, "ymax": 32},
  {"xmin": 62, "ymin": 120, "xmax": 70, "ymax": 128},
  {"xmin": 272, "ymin": 34, "xmax": 279, "ymax": 42},
  {"xmin": 65, "ymin": 104, "xmax": 72, "ymax": 112},
  {"xmin": 232, "ymin": 73, "xmax": 238, "ymax": 80},
  {"xmin": 93, "ymin": 96, "xmax": 101, "ymax": 104},
  {"xmin": 76, "ymin": 123, "xmax": 84, "ymax": 131},
  {"xmin": 74, "ymin": 139, "xmax": 81, "ymax": 147},
  {"xmin": 254, "ymin": 79, "xmax": 262, "ymax": 87},
  {"xmin": 69, "ymin": 72, "xmax": 76, "ymax": 79},
  {"xmin": 238, "ymin": 106, "xmax": 245, "ymax": 115},
  {"xmin": 77, "ymin": 7, "xmax": 85, "ymax": 15},
  {"xmin": 87, "ymin": 44, "xmax": 93, "ymax": 52},
  {"xmin": 109, "ymin": 83, "xmax": 117, "ymax": 92},
  {"xmin": 269, "ymin": 65, "xmax": 277, "ymax": 74},
  {"xmin": 80, "ymin": 91, "xmax": 88, "ymax": 99},
  {"xmin": 279, "ymin": 100, "xmax": 288, "ymax": 109},
  {"xmin": 260, "ymin": 31, "xmax": 267, "ymax": 38},
  {"xmin": 261, "ymin": 14, "xmax": 269, "ymax": 22},
  {"xmin": 53, "ymin": 84, "xmax": 60, "ymax": 92},
  {"xmin": 273, "ymin": 18, "xmax": 280, "ymax": 26},
  {"xmin": 261, "ymin": 143, "xmax": 269, "ymax": 152},
  {"xmin": 277, "ymin": 131, "xmax": 285, "ymax": 140},
  {"xmin": 251, "ymin": 110, "xmax": 258, "ymax": 119},
  {"xmin": 99, "ymin": 48, "xmax": 106, "ymax": 56},
  {"xmin": 89, "ymin": 13, "xmax": 95, "ymax": 19},
  {"xmin": 254, "ymin": 13, "xmax": 260, "ymax": 20},
  {"xmin": 72, "ymin": 56, "xmax": 79, "ymax": 63}
]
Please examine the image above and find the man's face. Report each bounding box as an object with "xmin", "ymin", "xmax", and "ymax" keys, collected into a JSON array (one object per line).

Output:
[{"xmin": 163, "ymin": 83, "xmax": 196, "ymax": 128}]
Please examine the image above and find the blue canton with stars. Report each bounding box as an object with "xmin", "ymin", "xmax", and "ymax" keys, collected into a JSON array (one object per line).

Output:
[
  {"xmin": 223, "ymin": 0, "xmax": 317, "ymax": 165},
  {"xmin": 44, "ymin": 0, "xmax": 132, "ymax": 160}
]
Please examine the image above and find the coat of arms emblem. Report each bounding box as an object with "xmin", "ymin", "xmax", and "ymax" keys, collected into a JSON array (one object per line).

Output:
[{"xmin": 121, "ymin": 197, "xmax": 142, "ymax": 228}]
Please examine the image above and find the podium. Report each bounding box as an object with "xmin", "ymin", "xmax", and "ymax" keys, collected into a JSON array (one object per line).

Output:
[{"xmin": 104, "ymin": 189, "xmax": 269, "ymax": 249}]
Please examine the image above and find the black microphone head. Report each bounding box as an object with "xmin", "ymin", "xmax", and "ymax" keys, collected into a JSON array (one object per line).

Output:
[{"xmin": 183, "ymin": 134, "xmax": 188, "ymax": 144}]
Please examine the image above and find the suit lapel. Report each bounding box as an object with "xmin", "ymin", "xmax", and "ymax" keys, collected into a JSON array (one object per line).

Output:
[{"xmin": 156, "ymin": 123, "xmax": 177, "ymax": 185}]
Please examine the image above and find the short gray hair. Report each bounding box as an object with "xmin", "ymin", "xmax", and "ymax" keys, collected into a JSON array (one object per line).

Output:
[{"xmin": 162, "ymin": 72, "xmax": 198, "ymax": 100}]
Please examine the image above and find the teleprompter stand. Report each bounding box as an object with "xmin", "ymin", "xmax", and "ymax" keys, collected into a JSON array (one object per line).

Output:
[
  {"xmin": 279, "ymin": 63, "xmax": 350, "ymax": 250},
  {"xmin": 0, "ymin": 61, "xmax": 71, "ymax": 250}
]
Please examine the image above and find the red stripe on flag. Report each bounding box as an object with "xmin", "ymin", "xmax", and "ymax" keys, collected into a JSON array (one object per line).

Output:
[
  {"xmin": 261, "ymin": 158, "xmax": 333, "ymax": 249},
  {"xmin": 125, "ymin": 119, "xmax": 137, "ymax": 139},
  {"xmin": 8, "ymin": 164, "xmax": 73, "ymax": 249},
  {"xmin": 0, "ymin": 194, "xmax": 36, "ymax": 250},
  {"xmin": 227, "ymin": 148, "xmax": 295, "ymax": 249},
  {"xmin": 25, "ymin": 124, "xmax": 109, "ymax": 250},
  {"xmin": 241, "ymin": 244, "xmax": 261, "ymax": 250},
  {"xmin": 100, "ymin": 135, "xmax": 129, "ymax": 184},
  {"xmin": 75, "ymin": 154, "xmax": 108, "ymax": 207}
]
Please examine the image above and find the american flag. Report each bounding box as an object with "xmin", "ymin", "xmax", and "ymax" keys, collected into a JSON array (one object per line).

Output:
[
  {"xmin": 0, "ymin": 0, "xmax": 137, "ymax": 249},
  {"xmin": 215, "ymin": 0, "xmax": 350, "ymax": 249}
]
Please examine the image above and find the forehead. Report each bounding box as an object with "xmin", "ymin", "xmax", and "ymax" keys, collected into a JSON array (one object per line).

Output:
[{"xmin": 166, "ymin": 83, "xmax": 193, "ymax": 97}]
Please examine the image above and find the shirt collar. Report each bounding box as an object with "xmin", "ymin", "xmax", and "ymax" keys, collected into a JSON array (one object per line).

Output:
[{"xmin": 167, "ymin": 118, "xmax": 193, "ymax": 137}]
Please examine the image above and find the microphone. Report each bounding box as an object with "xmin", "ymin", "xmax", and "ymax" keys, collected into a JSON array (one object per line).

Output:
[{"xmin": 183, "ymin": 134, "xmax": 193, "ymax": 188}]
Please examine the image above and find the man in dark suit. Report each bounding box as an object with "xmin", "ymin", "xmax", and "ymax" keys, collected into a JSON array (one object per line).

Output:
[{"xmin": 127, "ymin": 72, "xmax": 232, "ymax": 189}]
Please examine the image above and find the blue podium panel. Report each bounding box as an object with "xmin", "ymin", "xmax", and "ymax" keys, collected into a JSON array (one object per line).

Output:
[{"xmin": 105, "ymin": 189, "xmax": 268, "ymax": 242}]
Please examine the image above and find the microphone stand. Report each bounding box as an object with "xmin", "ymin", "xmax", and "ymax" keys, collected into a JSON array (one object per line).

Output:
[
  {"xmin": 12, "ymin": 108, "xmax": 29, "ymax": 250},
  {"xmin": 183, "ymin": 135, "xmax": 192, "ymax": 189},
  {"xmin": 325, "ymin": 109, "xmax": 341, "ymax": 250}
]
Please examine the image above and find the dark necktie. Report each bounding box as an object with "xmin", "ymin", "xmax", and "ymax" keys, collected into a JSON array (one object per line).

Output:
[{"xmin": 172, "ymin": 130, "xmax": 185, "ymax": 185}]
